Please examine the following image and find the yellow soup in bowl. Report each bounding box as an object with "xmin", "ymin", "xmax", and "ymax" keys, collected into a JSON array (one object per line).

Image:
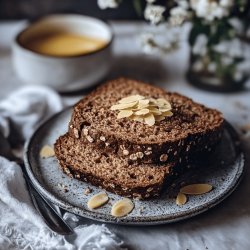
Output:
[
  {"xmin": 13, "ymin": 14, "xmax": 113, "ymax": 91},
  {"xmin": 23, "ymin": 32, "xmax": 108, "ymax": 57}
]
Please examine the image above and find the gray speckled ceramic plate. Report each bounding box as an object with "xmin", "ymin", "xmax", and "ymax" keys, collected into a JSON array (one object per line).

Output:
[{"xmin": 24, "ymin": 107, "xmax": 245, "ymax": 225}]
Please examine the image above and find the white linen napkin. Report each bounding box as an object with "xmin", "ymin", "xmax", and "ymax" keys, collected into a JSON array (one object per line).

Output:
[
  {"xmin": 0, "ymin": 85, "xmax": 63, "ymax": 141},
  {"xmin": 0, "ymin": 86, "xmax": 124, "ymax": 250}
]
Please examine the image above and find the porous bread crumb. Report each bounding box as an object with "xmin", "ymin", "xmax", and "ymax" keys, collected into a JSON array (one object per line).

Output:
[{"xmin": 54, "ymin": 133, "xmax": 173, "ymax": 199}]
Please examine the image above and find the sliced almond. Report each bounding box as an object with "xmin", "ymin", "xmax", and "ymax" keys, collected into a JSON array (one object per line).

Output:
[
  {"xmin": 40, "ymin": 145, "xmax": 55, "ymax": 158},
  {"xmin": 117, "ymin": 110, "xmax": 133, "ymax": 119},
  {"xmin": 159, "ymin": 107, "xmax": 172, "ymax": 112},
  {"xmin": 118, "ymin": 95, "xmax": 145, "ymax": 104},
  {"xmin": 130, "ymin": 115, "xmax": 144, "ymax": 122},
  {"xmin": 144, "ymin": 113, "xmax": 155, "ymax": 126},
  {"xmin": 138, "ymin": 99, "xmax": 149, "ymax": 107},
  {"xmin": 111, "ymin": 101, "xmax": 138, "ymax": 110},
  {"xmin": 111, "ymin": 198, "xmax": 134, "ymax": 217},
  {"xmin": 155, "ymin": 115, "xmax": 165, "ymax": 121},
  {"xmin": 135, "ymin": 109, "xmax": 150, "ymax": 115},
  {"xmin": 149, "ymin": 98, "xmax": 158, "ymax": 105},
  {"xmin": 176, "ymin": 193, "xmax": 187, "ymax": 205},
  {"xmin": 137, "ymin": 103, "xmax": 149, "ymax": 110},
  {"xmin": 148, "ymin": 107, "xmax": 162, "ymax": 114},
  {"xmin": 180, "ymin": 184, "xmax": 213, "ymax": 195},
  {"xmin": 157, "ymin": 98, "xmax": 171, "ymax": 108},
  {"xmin": 111, "ymin": 95, "xmax": 173, "ymax": 126},
  {"xmin": 161, "ymin": 111, "xmax": 173, "ymax": 117},
  {"xmin": 87, "ymin": 192, "xmax": 109, "ymax": 209}
]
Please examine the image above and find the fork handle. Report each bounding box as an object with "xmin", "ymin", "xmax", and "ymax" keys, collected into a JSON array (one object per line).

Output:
[{"xmin": 23, "ymin": 168, "xmax": 74, "ymax": 235}]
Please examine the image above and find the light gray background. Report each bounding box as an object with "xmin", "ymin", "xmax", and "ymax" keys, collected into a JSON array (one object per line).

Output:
[{"xmin": 0, "ymin": 21, "xmax": 250, "ymax": 250}]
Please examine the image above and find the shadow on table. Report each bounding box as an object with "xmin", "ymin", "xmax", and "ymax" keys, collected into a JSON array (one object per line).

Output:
[
  {"xmin": 66, "ymin": 167, "xmax": 250, "ymax": 250},
  {"xmin": 110, "ymin": 54, "xmax": 169, "ymax": 85},
  {"xmin": 0, "ymin": 46, "xmax": 11, "ymax": 57},
  {"xmin": 61, "ymin": 54, "xmax": 169, "ymax": 97},
  {"xmin": 67, "ymin": 140, "xmax": 250, "ymax": 250},
  {"xmin": 108, "ymin": 140, "xmax": 250, "ymax": 249}
]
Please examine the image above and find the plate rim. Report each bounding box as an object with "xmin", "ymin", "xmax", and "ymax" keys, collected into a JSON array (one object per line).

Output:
[{"xmin": 24, "ymin": 107, "xmax": 245, "ymax": 225}]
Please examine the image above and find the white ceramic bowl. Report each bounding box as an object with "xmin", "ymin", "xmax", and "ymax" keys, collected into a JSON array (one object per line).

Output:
[{"xmin": 12, "ymin": 14, "xmax": 113, "ymax": 92}]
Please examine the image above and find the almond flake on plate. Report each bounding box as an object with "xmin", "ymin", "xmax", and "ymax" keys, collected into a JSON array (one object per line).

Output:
[
  {"xmin": 40, "ymin": 145, "xmax": 55, "ymax": 158},
  {"xmin": 180, "ymin": 184, "xmax": 213, "ymax": 195},
  {"xmin": 87, "ymin": 192, "xmax": 109, "ymax": 209},
  {"xmin": 176, "ymin": 192, "xmax": 187, "ymax": 206},
  {"xmin": 111, "ymin": 198, "xmax": 134, "ymax": 217}
]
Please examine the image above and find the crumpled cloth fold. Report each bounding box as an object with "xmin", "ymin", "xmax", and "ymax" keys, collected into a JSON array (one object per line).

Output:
[
  {"xmin": 0, "ymin": 85, "xmax": 63, "ymax": 142},
  {"xmin": 0, "ymin": 86, "xmax": 124, "ymax": 250}
]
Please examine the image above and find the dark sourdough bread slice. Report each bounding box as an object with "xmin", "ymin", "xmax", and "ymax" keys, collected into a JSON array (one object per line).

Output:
[
  {"xmin": 54, "ymin": 133, "xmax": 174, "ymax": 199},
  {"xmin": 69, "ymin": 78, "xmax": 224, "ymax": 164}
]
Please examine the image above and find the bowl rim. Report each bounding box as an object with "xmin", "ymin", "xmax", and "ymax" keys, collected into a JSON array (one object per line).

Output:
[{"xmin": 14, "ymin": 14, "xmax": 113, "ymax": 59}]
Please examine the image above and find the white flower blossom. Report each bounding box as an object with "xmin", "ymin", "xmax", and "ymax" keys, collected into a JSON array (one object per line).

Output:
[
  {"xmin": 212, "ymin": 42, "xmax": 227, "ymax": 54},
  {"xmin": 220, "ymin": 0, "xmax": 234, "ymax": 7},
  {"xmin": 213, "ymin": 5, "xmax": 227, "ymax": 19},
  {"xmin": 229, "ymin": 18, "xmax": 244, "ymax": 35},
  {"xmin": 213, "ymin": 38, "xmax": 244, "ymax": 58},
  {"xmin": 177, "ymin": 0, "xmax": 190, "ymax": 9},
  {"xmin": 139, "ymin": 30, "xmax": 179, "ymax": 54},
  {"xmin": 207, "ymin": 63, "xmax": 217, "ymax": 73},
  {"xmin": 233, "ymin": 71, "xmax": 243, "ymax": 81},
  {"xmin": 192, "ymin": 34, "xmax": 208, "ymax": 56},
  {"xmin": 97, "ymin": 0, "xmax": 119, "ymax": 9},
  {"xmin": 146, "ymin": 0, "xmax": 156, "ymax": 3},
  {"xmin": 236, "ymin": 59, "xmax": 250, "ymax": 74},
  {"xmin": 170, "ymin": 6, "xmax": 190, "ymax": 25},
  {"xmin": 221, "ymin": 56, "xmax": 233, "ymax": 65},
  {"xmin": 229, "ymin": 39, "xmax": 244, "ymax": 58},
  {"xmin": 192, "ymin": 60, "xmax": 204, "ymax": 71},
  {"xmin": 190, "ymin": 0, "xmax": 233, "ymax": 21},
  {"xmin": 144, "ymin": 4, "xmax": 166, "ymax": 25},
  {"xmin": 139, "ymin": 33, "xmax": 157, "ymax": 53}
]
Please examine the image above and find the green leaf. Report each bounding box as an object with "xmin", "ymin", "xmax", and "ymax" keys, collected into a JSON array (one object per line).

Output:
[
  {"xmin": 188, "ymin": 19, "xmax": 210, "ymax": 46},
  {"xmin": 133, "ymin": 0, "xmax": 142, "ymax": 17},
  {"xmin": 207, "ymin": 19, "xmax": 232, "ymax": 46}
]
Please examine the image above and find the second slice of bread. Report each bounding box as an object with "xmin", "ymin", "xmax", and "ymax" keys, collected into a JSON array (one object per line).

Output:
[{"xmin": 54, "ymin": 133, "xmax": 174, "ymax": 199}]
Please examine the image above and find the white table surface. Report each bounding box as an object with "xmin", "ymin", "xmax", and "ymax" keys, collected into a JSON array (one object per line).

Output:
[{"xmin": 0, "ymin": 20, "xmax": 250, "ymax": 250}]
